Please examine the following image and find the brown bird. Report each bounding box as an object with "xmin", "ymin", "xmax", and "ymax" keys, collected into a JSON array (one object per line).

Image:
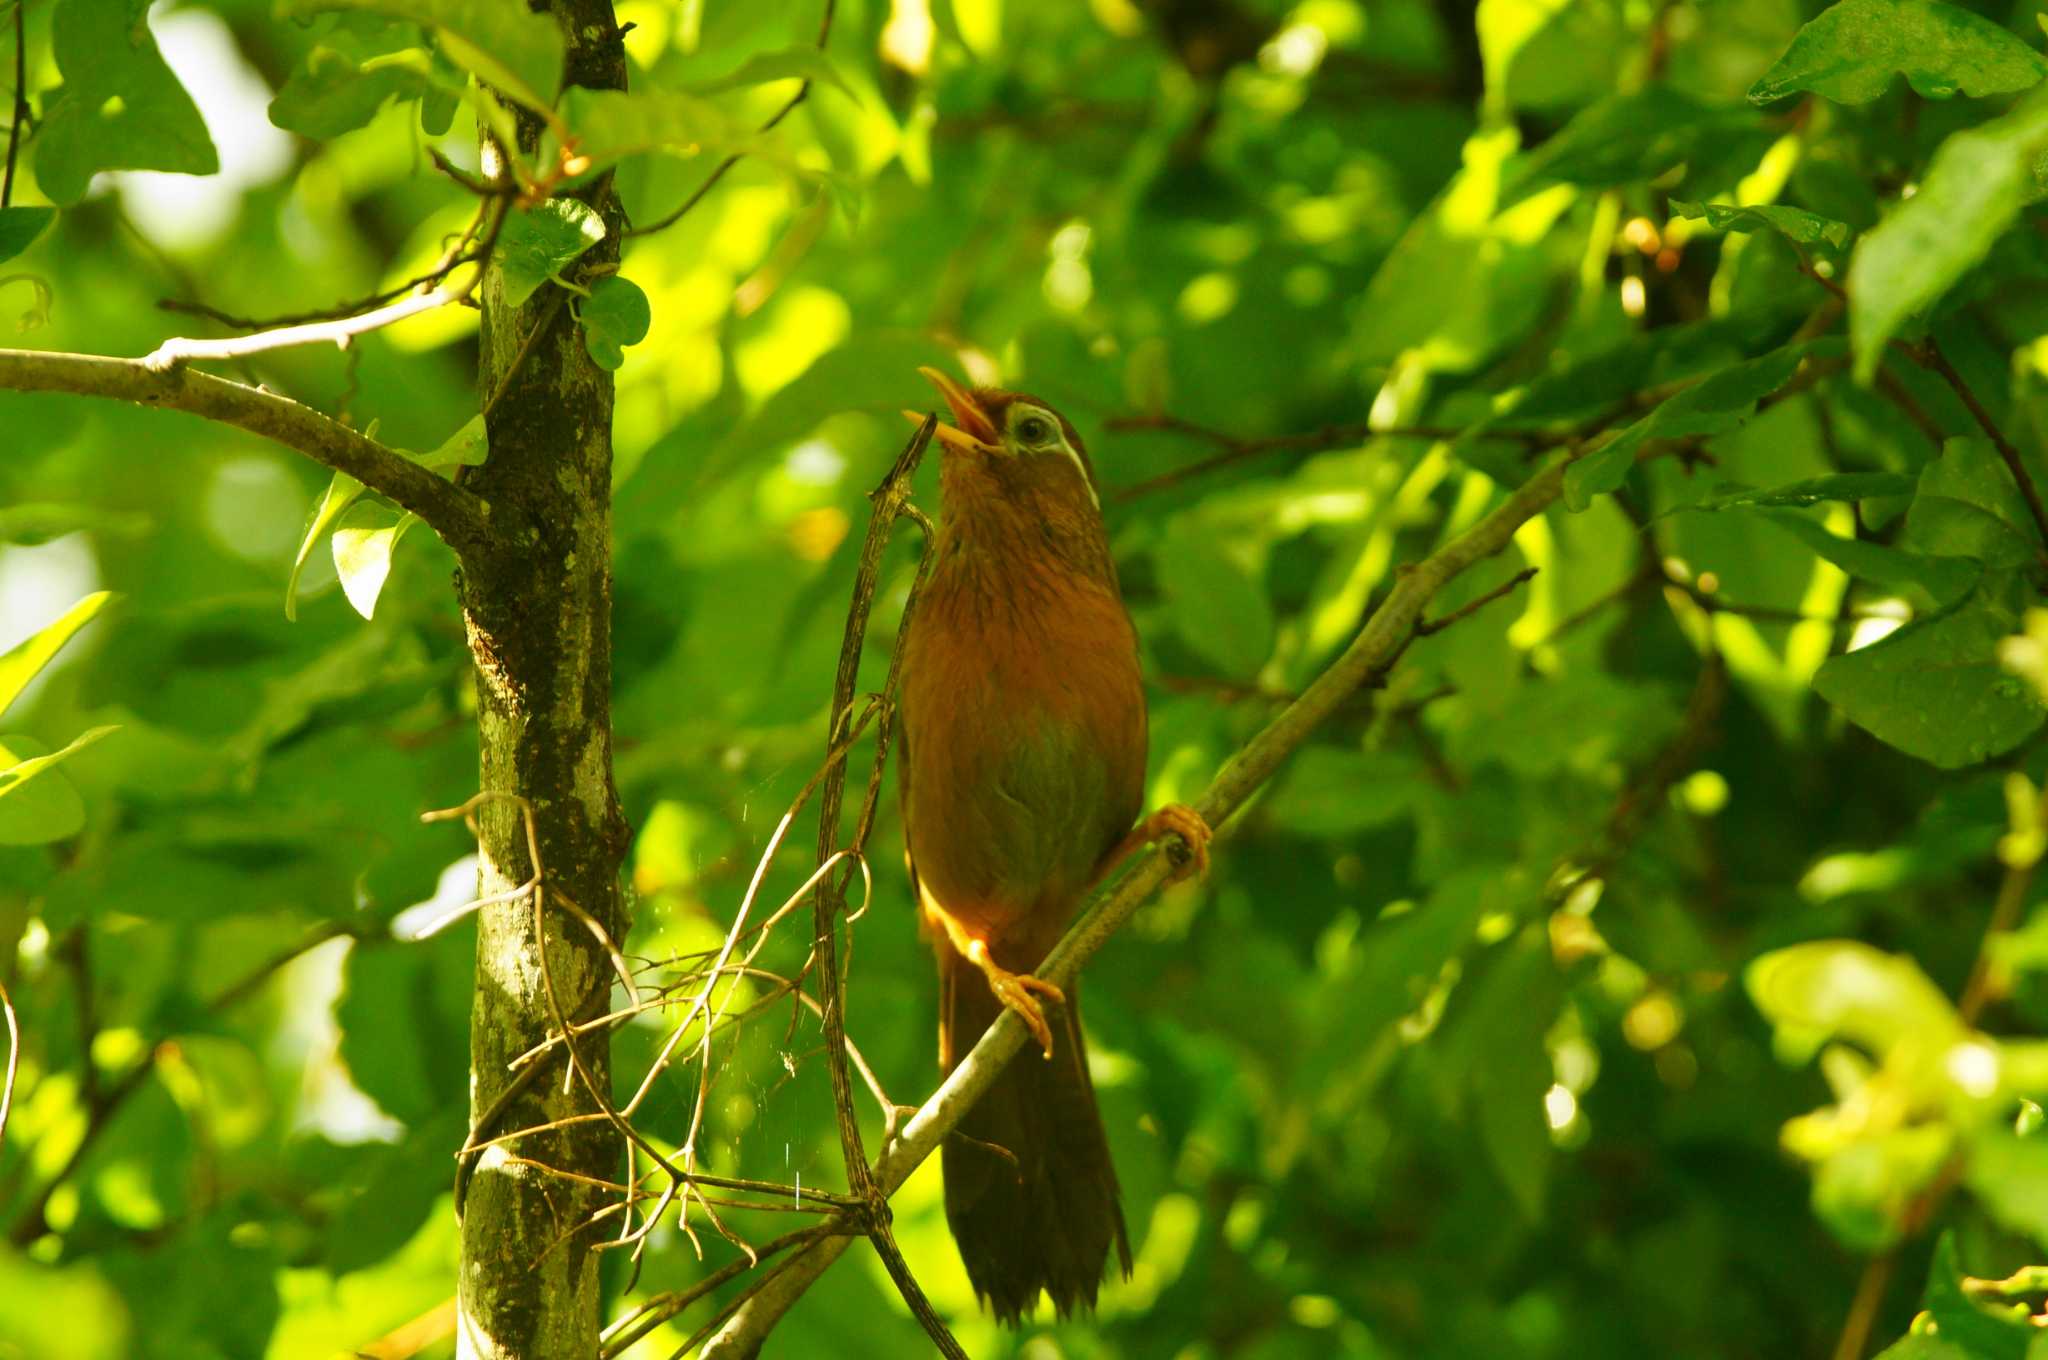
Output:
[{"xmin": 897, "ymin": 367, "xmax": 1212, "ymax": 1323}]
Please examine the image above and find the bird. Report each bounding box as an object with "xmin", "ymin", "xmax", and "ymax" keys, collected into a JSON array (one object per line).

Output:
[{"xmin": 896, "ymin": 366, "xmax": 1213, "ymax": 1324}]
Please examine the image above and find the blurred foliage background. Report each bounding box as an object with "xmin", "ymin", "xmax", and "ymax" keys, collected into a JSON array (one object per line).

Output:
[{"xmin": 15, "ymin": 0, "xmax": 2048, "ymax": 1356}]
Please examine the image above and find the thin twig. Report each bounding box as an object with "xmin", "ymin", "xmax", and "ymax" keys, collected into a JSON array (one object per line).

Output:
[
  {"xmin": 600, "ymin": 1225, "xmax": 832, "ymax": 1358},
  {"xmin": 626, "ymin": 0, "xmax": 838, "ymax": 239},
  {"xmin": 801, "ymin": 414, "xmax": 963, "ymax": 1357},
  {"xmin": 1910, "ymin": 337, "xmax": 2048, "ymax": 560},
  {"xmin": 1106, "ymin": 412, "xmax": 1555, "ymax": 501},
  {"xmin": 0, "ymin": 976, "xmax": 17, "ymax": 1149},
  {"xmin": 3, "ymin": 0, "xmax": 24, "ymax": 209},
  {"xmin": 157, "ymin": 192, "xmax": 504, "ymax": 333}
]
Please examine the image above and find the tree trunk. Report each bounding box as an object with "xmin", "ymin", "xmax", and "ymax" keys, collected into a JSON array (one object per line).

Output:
[{"xmin": 455, "ymin": 4, "xmax": 629, "ymax": 1354}]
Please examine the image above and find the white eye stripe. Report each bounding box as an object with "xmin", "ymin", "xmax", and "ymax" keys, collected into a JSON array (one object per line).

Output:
[{"xmin": 1010, "ymin": 405, "xmax": 1098, "ymax": 508}]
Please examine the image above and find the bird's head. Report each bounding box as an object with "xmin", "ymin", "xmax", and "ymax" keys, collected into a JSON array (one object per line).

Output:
[{"xmin": 906, "ymin": 366, "xmax": 1101, "ymax": 509}]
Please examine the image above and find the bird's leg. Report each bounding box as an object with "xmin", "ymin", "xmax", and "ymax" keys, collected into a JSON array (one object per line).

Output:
[
  {"xmin": 928, "ymin": 904, "xmax": 1064, "ymax": 1060},
  {"xmin": 1099, "ymin": 803, "xmax": 1214, "ymax": 887}
]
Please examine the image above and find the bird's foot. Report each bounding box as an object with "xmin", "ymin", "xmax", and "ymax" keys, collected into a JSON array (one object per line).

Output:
[
  {"xmin": 965, "ymin": 939, "xmax": 1064, "ymax": 1060},
  {"xmin": 1137, "ymin": 803, "xmax": 1213, "ymax": 884}
]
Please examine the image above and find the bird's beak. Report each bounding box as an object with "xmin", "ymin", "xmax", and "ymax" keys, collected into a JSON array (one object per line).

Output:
[{"xmin": 904, "ymin": 366, "xmax": 1000, "ymax": 454}]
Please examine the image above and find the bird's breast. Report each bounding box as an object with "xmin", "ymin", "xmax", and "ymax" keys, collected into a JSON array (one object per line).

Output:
[{"xmin": 900, "ymin": 548, "xmax": 1148, "ymax": 947}]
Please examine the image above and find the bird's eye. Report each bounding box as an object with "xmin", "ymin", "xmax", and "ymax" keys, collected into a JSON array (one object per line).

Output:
[{"xmin": 1016, "ymin": 415, "xmax": 1053, "ymax": 445}]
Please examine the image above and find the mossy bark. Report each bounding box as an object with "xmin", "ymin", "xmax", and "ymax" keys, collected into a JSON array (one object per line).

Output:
[{"xmin": 455, "ymin": 3, "xmax": 630, "ymax": 1355}]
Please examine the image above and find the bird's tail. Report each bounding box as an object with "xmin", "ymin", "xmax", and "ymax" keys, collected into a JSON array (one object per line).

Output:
[{"xmin": 936, "ymin": 939, "xmax": 1132, "ymax": 1325}]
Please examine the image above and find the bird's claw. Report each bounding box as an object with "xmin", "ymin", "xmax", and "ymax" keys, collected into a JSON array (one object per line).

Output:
[
  {"xmin": 1144, "ymin": 803, "xmax": 1213, "ymax": 884},
  {"xmin": 967, "ymin": 940, "xmax": 1064, "ymax": 1059}
]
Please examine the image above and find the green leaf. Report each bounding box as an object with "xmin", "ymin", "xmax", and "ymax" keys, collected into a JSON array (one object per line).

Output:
[
  {"xmin": 561, "ymin": 87, "xmax": 734, "ymax": 172},
  {"xmin": 287, "ymin": 417, "xmax": 479, "ymax": 619},
  {"xmin": 1304, "ymin": 868, "xmax": 1501, "ymax": 1088},
  {"xmin": 0, "ymin": 727, "xmax": 116, "ymax": 845},
  {"xmin": 1564, "ymin": 345, "xmax": 1812, "ymax": 510},
  {"xmin": 1747, "ymin": 940, "xmax": 1964, "ymax": 1060},
  {"xmin": 332, "ymin": 509, "xmax": 420, "ymax": 620},
  {"xmin": 268, "ymin": 44, "xmax": 437, "ymax": 139},
  {"xmin": 1748, "ymin": 0, "xmax": 2048, "ymax": 106},
  {"xmin": 1264, "ymin": 748, "xmax": 1424, "ymax": 835},
  {"xmin": 337, "ymin": 932, "xmax": 472, "ymax": 1125},
  {"xmin": 1668, "ymin": 199, "xmax": 1852, "ymax": 251},
  {"xmin": 1758, "ymin": 509, "xmax": 1979, "ymax": 607},
  {"xmin": 1849, "ymin": 86, "xmax": 2048, "ymax": 379},
  {"xmin": 686, "ymin": 46, "xmax": 854, "ymax": 100},
  {"xmin": 1511, "ymin": 88, "xmax": 1764, "ymax": 194},
  {"xmin": 578, "ymin": 275, "xmax": 651, "ymax": 371},
  {"xmin": 0, "ymin": 590, "xmax": 113, "ymax": 718},
  {"xmin": 0, "ymin": 503, "xmax": 150, "ymax": 544},
  {"xmin": 1905, "ymin": 438, "xmax": 2042, "ymax": 569},
  {"xmin": 413, "ymin": 413, "xmax": 488, "ymax": 470},
  {"xmin": 495, "ymin": 198, "xmax": 606, "ymax": 308},
  {"xmin": 34, "ymin": 0, "xmax": 220, "ymax": 205},
  {"xmin": 276, "ymin": 0, "xmax": 564, "ymax": 116},
  {"xmin": 1873, "ymin": 1334, "xmax": 1972, "ymax": 1360},
  {"xmin": 1813, "ymin": 580, "xmax": 2046, "ymax": 767},
  {"xmin": 286, "ymin": 472, "xmax": 366, "ymax": 622},
  {"xmin": 1689, "ymin": 472, "xmax": 1916, "ymax": 511},
  {"xmin": 0, "ymin": 206, "xmax": 56, "ymax": 265},
  {"xmin": 1922, "ymin": 1232, "xmax": 2033, "ymax": 1360},
  {"xmin": 1154, "ymin": 532, "xmax": 1275, "ymax": 679},
  {"xmin": 1463, "ymin": 934, "xmax": 1560, "ymax": 1220},
  {"xmin": 1966, "ymin": 1128, "xmax": 2048, "ymax": 1252}
]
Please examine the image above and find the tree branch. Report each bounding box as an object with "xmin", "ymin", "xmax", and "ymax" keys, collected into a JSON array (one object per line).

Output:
[
  {"xmin": 140, "ymin": 287, "xmax": 469, "ymax": 372},
  {"xmin": 696, "ymin": 451, "xmax": 1576, "ymax": 1356},
  {"xmin": 1105, "ymin": 411, "xmax": 1555, "ymax": 502},
  {"xmin": 3, "ymin": 0, "xmax": 24, "ymax": 210},
  {"xmin": 0, "ymin": 347, "xmax": 505, "ymax": 556},
  {"xmin": 801, "ymin": 415, "xmax": 965, "ymax": 1358}
]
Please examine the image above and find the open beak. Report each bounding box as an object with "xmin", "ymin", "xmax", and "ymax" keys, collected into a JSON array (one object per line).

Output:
[{"xmin": 904, "ymin": 366, "xmax": 1000, "ymax": 454}]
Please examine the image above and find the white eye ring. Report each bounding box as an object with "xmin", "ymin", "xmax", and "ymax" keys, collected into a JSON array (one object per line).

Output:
[{"xmin": 1015, "ymin": 414, "xmax": 1055, "ymax": 444}]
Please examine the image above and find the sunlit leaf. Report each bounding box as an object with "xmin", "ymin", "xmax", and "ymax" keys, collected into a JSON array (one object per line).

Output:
[
  {"xmin": 277, "ymin": 0, "xmax": 565, "ymax": 115},
  {"xmin": 0, "ymin": 591, "xmax": 113, "ymax": 718},
  {"xmin": 686, "ymin": 45, "xmax": 854, "ymax": 99},
  {"xmin": 0, "ymin": 727, "xmax": 117, "ymax": 845},
  {"xmin": 34, "ymin": 0, "xmax": 219, "ymax": 204},
  {"xmin": 332, "ymin": 509, "xmax": 420, "ymax": 620},
  {"xmin": 561, "ymin": 87, "xmax": 735, "ymax": 172},
  {"xmin": 1848, "ymin": 86, "xmax": 2048, "ymax": 378},
  {"xmin": 495, "ymin": 198, "xmax": 606, "ymax": 307},
  {"xmin": 1748, "ymin": 940, "xmax": 1964, "ymax": 1059},
  {"xmin": 287, "ymin": 472, "xmax": 366, "ymax": 622},
  {"xmin": 1748, "ymin": 0, "xmax": 2048, "ymax": 105},
  {"xmin": 1668, "ymin": 199, "xmax": 1852, "ymax": 251}
]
